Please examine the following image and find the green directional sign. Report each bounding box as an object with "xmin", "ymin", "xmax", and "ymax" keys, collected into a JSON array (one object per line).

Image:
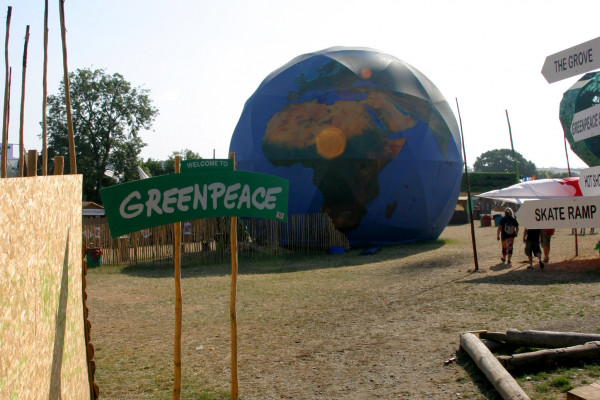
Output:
[
  {"xmin": 100, "ymin": 171, "xmax": 289, "ymax": 238},
  {"xmin": 181, "ymin": 158, "xmax": 233, "ymax": 172}
]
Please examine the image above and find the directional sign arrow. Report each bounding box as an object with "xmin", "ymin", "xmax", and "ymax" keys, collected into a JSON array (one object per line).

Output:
[
  {"xmin": 541, "ymin": 36, "xmax": 600, "ymax": 83},
  {"xmin": 516, "ymin": 196, "xmax": 600, "ymax": 229}
]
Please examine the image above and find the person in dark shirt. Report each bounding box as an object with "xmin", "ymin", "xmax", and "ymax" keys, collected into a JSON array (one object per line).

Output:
[
  {"xmin": 497, "ymin": 208, "xmax": 519, "ymax": 264},
  {"xmin": 523, "ymin": 228, "xmax": 544, "ymax": 270}
]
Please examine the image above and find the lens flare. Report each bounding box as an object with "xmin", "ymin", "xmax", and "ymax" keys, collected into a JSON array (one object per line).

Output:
[
  {"xmin": 316, "ymin": 127, "xmax": 346, "ymax": 159},
  {"xmin": 360, "ymin": 68, "xmax": 372, "ymax": 79}
]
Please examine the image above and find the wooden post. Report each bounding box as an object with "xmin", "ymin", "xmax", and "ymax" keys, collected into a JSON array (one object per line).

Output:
[
  {"xmin": 230, "ymin": 152, "xmax": 239, "ymax": 400},
  {"xmin": 53, "ymin": 156, "xmax": 64, "ymax": 175},
  {"xmin": 1, "ymin": 6, "xmax": 11, "ymax": 179},
  {"xmin": 26, "ymin": 149, "xmax": 37, "ymax": 177},
  {"xmin": 42, "ymin": 0, "xmax": 49, "ymax": 176},
  {"xmin": 58, "ymin": 0, "xmax": 76, "ymax": 174},
  {"xmin": 455, "ymin": 98, "xmax": 479, "ymax": 271},
  {"xmin": 18, "ymin": 25, "xmax": 29, "ymax": 178},
  {"xmin": 505, "ymin": 110, "xmax": 520, "ymax": 179},
  {"xmin": 460, "ymin": 332, "xmax": 530, "ymax": 400},
  {"xmin": 173, "ymin": 156, "xmax": 182, "ymax": 400}
]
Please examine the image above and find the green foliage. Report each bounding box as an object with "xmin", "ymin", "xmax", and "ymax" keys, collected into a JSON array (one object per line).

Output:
[
  {"xmin": 461, "ymin": 172, "xmax": 519, "ymax": 193},
  {"xmin": 139, "ymin": 149, "xmax": 201, "ymax": 176},
  {"xmin": 473, "ymin": 149, "xmax": 537, "ymax": 177},
  {"xmin": 45, "ymin": 68, "xmax": 158, "ymax": 202},
  {"xmin": 536, "ymin": 169, "xmax": 570, "ymax": 179}
]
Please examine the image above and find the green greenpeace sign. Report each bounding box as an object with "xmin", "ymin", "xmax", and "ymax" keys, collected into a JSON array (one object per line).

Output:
[{"xmin": 100, "ymin": 171, "xmax": 289, "ymax": 238}]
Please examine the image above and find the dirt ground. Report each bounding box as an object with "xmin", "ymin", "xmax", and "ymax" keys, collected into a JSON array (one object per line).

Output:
[{"xmin": 87, "ymin": 223, "xmax": 600, "ymax": 400}]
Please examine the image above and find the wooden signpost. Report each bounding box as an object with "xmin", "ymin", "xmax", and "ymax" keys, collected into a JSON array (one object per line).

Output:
[{"xmin": 101, "ymin": 157, "xmax": 288, "ymax": 400}]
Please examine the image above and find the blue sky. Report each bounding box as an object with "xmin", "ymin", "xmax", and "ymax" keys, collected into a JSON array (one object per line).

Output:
[{"xmin": 3, "ymin": 0, "xmax": 598, "ymax": 169}]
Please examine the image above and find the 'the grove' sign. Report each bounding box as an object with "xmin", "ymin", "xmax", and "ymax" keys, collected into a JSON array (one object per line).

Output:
[{"xmin": 100, "ymin": 171, "xmax": 289, "ymax": 237}]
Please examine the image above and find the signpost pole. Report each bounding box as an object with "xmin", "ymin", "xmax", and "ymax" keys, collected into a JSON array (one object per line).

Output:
[
  {"xmin": 505, "ymin": 110, "xmax": 520, "ymax": 179},
  {"xmin": 229, "ymin": 152, "xmax": 239, "ymax": 400},
  {"xmin": 173, "ymin": 156, "xmax": 182, "ymax": 400},
  {"xmin": 456, "ymin": 98, "xmax": 479, "ymax": 272}
]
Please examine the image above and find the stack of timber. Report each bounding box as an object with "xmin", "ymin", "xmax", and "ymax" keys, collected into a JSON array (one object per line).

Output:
[{"xmin": 460, "ymin": 329, "xmax": 600, "ymax": 400}]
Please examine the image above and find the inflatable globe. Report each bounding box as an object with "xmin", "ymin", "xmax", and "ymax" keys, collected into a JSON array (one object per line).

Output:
[
  {"xmin": 560, "ymin": 71, "xmax": 600, "ymax": 167},
  {"xmin": 229, "ymin": 47, "xmax": 463, "ymax": 246}
]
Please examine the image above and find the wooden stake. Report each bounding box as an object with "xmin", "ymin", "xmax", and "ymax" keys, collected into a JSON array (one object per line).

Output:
[
  {"xmin": 53, "ymin": 156, "xmax": 64, "ymax": 175},
  {"xmin": 230, "ymin": 152, "xmax": 239, "ymax": 400},
  {"xmin": 460, "ymin": 332, "xmax": 530, "ymax": 400},
  {"xmin": 455, "ymin": 98, "xmax": 479, "ymax": 271},
  {"xmin": 18, "ymin": 26, "xmax": 29, "ymax": 178},
  {"xmin": 173, "ymin": 156, "xmax": 182, "ymax": 400},
  {"xmin": 42, "ymin": 0, "xmax": 49, "ymax": 175},
  {"xmin": 1, "ymin": 6, "xmax": 11, "ymax": 179},
  {"xmin": 505, "ymin": 110, "xmax": 520, "ymax": 179},
  {"xmin": 26, "ymin": 149, "xmax": 37, "ymax": 177},
  {"xmin": 58, "ymin": 0, "xmax": 76, "ymax": 174}
]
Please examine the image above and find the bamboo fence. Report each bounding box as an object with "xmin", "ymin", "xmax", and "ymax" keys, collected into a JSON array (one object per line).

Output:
[{"xmin": 82, "ymin": 213, "xmax": 351, "ymax": 266}]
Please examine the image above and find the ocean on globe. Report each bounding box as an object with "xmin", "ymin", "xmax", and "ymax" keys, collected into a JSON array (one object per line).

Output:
[{"xmin": 229, "ymin": 47, "xmax": 463, "ymax": 246}]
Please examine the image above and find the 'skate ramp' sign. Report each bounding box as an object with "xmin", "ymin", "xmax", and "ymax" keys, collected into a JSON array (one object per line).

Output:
[
  {"xmin": 100, "ymin": 171, "xmax": 289, "ymax": 238},
  {"xmin": 516, "ymin": 196, "xmax": 600, "ymax": 229}
]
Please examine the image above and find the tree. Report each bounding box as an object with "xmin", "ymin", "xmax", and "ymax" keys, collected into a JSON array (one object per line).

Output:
[
  {"xmin": 473, "ymin": 149, "xmax": 536, "ymax": 178},
  {"xmin": 140, "ymin": 149, "xmax": 202, "ymax": 177},
  {"xmin": 46, "ymin": 68, "xmax": 158, "ymax": 202}
]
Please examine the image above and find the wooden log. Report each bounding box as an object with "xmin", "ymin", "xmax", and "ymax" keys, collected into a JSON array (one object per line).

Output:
[
  {"xmin": 479, "ymin": 331, "xmax": 509, "ymax": 343},
  {"xmin": 460, "ymin": 332, "xmax": 530, "ymax": 400},
  {"xmin": 492, "ymin": 329, "xmax": 600, "ymax": 348},
  {"xmin": 498, "ymin": 341, "xmax": 600, "ymax": 371}
]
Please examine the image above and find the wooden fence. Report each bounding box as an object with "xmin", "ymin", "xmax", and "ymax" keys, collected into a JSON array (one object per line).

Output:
[{"xmin": 82, "ymin": 213, "xmax": 350, "ymax": 266}]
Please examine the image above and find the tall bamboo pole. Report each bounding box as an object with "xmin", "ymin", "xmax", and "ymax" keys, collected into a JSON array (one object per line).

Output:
[
  {"xmin": 505, "ymin": 110, "xmax": 520, "ymax": 179},
  {"xmin": 563, "ymin": 134, "xmax": 578, "ymax": 255},
  {"xmin": 230, "ymin": 152, "xmax": 239, "ymax": 400},
  {"xmin": 1, "ymin": 6, "xmax": 11, "ymax": 178},
  {"xmin": 173, "ymin": 156, "xmax": 182, "ymax": 400},
  {"xmin": 42, "ymin": 0, "xmax": 49, "ymax": 175},
  {"xmin": 18, "ymin": 26, "xmax": 29, "ymax": 177},
  {"xmin": 456, "ymin": 99, "xmax": 479, "ymax": 272},
  {"xmin": 58, "ymin": 0, "xmax": 76, "ymax": 174}
]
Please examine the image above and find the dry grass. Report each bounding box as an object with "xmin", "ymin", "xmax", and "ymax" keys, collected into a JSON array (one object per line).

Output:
[{"xmin": 87, "ymin": 224, "xmax": 600, "ymax": 399}]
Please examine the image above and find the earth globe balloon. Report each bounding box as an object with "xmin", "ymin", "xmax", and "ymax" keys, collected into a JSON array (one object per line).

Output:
[
  {"xmin": 560, "ymin": 71, "xmax": 600, "ymax": 167},
  {"xmin": 229, "ymin": 47, "xmax": 463, "ymax": 246}
]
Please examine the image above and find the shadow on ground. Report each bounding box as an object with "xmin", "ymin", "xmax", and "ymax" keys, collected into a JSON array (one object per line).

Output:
[
  {"xmin": 462, "ymin": 259, "xmax": 600, "ymax": 285},
  {"xmin": 118, "ymin": 239, "xmax": 447, "ymax": 279}
]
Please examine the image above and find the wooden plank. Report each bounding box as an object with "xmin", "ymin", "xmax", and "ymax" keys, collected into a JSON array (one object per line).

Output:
[{"xmin": 566, "ymin": 379, "xmax": 600, "ymax": 400}]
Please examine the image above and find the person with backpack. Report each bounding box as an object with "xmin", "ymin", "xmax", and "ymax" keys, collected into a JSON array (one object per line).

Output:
[{"xmin": 496, "ymin": 208, "xmax": 519, "ymax": 264}]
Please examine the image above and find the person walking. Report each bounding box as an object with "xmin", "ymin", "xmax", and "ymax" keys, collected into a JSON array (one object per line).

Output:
[
  {"xmin": 523, "ymin": 227, "xmax": 544, "ymax": 269},
  {"xmin": 541, "ymin": 228, "xmax": 554, "ymax": 263},
  {"xmin": 497, "ymin": 208, "xmax": 519, "ymax": 264}
]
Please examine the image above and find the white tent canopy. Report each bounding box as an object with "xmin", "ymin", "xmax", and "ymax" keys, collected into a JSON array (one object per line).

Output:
[{"xmin": 476, "ymin": 178, "xmax": 582, "ymax": 204}]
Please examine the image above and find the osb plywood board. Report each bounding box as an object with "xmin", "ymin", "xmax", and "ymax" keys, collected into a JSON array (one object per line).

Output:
[{"xmin": 0, "ymin": 175, "xmax": 90, "ymax": 399}]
